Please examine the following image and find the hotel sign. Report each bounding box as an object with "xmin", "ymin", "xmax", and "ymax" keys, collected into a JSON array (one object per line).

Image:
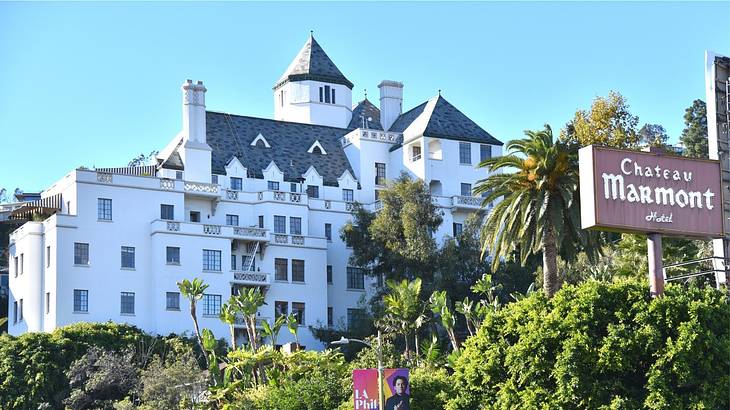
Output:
[{"xmin": 579, "ymin": 145, "xmax": 724, "ymax": 238}]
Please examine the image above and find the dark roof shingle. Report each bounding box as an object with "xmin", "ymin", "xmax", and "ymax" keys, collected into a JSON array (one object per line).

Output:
[
  {"xmin": 347, "ymin": 99, "xmax": 383, "ymax": 130},
  {"xmin": 204, "ymin": 112, "xmax": 355, "ymax": 186},
  {"xmin": 274, "ymin": 35, "xmax": 353, "ymax": 90}
]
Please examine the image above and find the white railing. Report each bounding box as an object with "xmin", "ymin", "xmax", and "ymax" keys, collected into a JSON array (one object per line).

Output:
[
  {"xmin": 274, "ymin": 234, "xmax": 288, "ymax": 244},
  {"xmin": 166, "ymin": 221, "xmax": 180, "ymax": 231},
  {"xmin": 345, "ymin": 202, "xmax": 356, "ymax": 212},
  {"xmin": 372, "ymin": 200, "xmax": 383, "ymax": 212},
  {"xmin": 273, "ymin": 191, "xmax": 287, "ymax": 201},
  {"xmin": 340, "ymin": 129, "xmax": 403, "ymax": 147},
  {"xmin": 97, "ymin": 172, "xmax": 113, "ymax": 183},
  {"xmin": 324, "ymin": 200, "xmax": 331, "ymax": 209},
  {"xmin": 291, "ymin": 235, "xmax": 305, "ymax": 246},
  {"xmin": 232, "ymin": 270, "xmax": 271, "ymax": 285},
  {"xmin": 203, "ymin": 224, "xmax": 221, "ymax": 235},
  {"xmin": 160, "ymin": 178, "xmax": 175, "ymax": 190},
  {"xmin": 226, "ymin": 189, "xmax": 239, "ymax": 200},
  {"xmin": 453, "ymin": 196, "xmax": 482, "ymax": 207},
  {"xmin": 233, "ymin": 227, "xmax": 267, "ymax": 238},
  {"xmin": 290, "ymin": 193, "xmax": 302, "ymax": 203},
  {"xmin": 184, "ymin": 182, "xmax": 219, "ymax": 194}
]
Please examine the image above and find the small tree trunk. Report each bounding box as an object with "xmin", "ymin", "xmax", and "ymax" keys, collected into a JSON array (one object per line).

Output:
[
  {"xmin": 448, "ymin": 329, "xmax": 460, "ymax": 352},
  {"xmin": 230, "ymin": 325, "xmax": 236, "ymax": 349},
  {"xmin": 414, "ymin": 332, "xmax": 420, "ymax": 363},
  {"xmin": 190, "ymin": 302, "xmax": 209, "ymax": 367},
  {"xmin": 542, "ymin": 225, "xmax": 560, "ymax": 298},
  {"xmin": 465, "ymin": 319, "xmax": 474, "ymax": 337},
  {"xmin": 404, "ymin": 332, "xmax": 410, "ymax": 359}
]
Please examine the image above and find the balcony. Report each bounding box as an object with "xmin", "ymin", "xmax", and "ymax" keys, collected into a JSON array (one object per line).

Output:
[
  {"xmin": 183, "ymin": 181, "xmax": 219, "ymax": 198},
  {"xmin": 257, "ymin": 190, "xmax": 308, "ymax": 205},
  {"xmin": 231, "ymin": 270, "xmax": 271, "ymax": 286},
  {"xmin": 452, "ymin": 195, "xmax": 483, "ymax": 210},
  {"xmin": 234, "ymin": 315, "xmax": 272, "ymax": 328},
  {"xmin": 150, "ymin": 220, "xmax": 269, "ymax": 242}
]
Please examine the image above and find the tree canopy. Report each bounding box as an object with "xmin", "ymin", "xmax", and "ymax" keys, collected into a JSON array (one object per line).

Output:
[
  {"xmin": 679, "ymin": 99, "xmax": 708, "ymax": 158},
  {"xmin": 560, "ymin": 91, "xmax": 640, "ymax": 148}
]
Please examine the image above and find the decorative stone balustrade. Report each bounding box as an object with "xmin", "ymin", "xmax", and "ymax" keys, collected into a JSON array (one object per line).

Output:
[
  {"xmin": 274, "ymin": 234, "xmax": 288, "ymax": 244},
  {"xmin": 324, "ymin": 200, "xmax": 331, "ymax": 209},
  {"xmin": 160, "ymin": 178, "xmax": 175, "ymax": 190},
  {"xmin": 291, "ymin": 235, "xmax": 305, "ymax": 246},
  {"xmin": 290, "ymin": 193, "xmax": 302, "ymax": 203},
  {"xmin": 233, "ymin": 227, "xmax": 267, "ymax": 238},
  {"xmin": 203, "ymin": 224, "xmax": 221, "ymax": 235},
  {"xmin": 345, "ymin": 202, "xmax": 356, "ymax": 212},
  {"xmin": 273, "ymin": 191, "xmax": 286, "ymax": 201},
  {"xmin": 340, "ymin": 129, "xmax": 402, "ymax": 147},
  {"xmin": 184, "ymin": 182, "xmax": 219, "ymax": 194},
  {"xmin": 372, "ymin": 200, "xmax": 383, "ymax": 212},
  {"xmin": 233, "ymin": 271, "xmax": 270, "ymax": 285},
  {"xmin": 97, "ymin": 172, "xmax": 113, "ymax": 183},
  {"xmin": 226, "ymin": 189, "xmax": 239, "ymax": 200},
  {"xmin": 453, "ymin": 195, "xmax": 482, "ymax": 208}
]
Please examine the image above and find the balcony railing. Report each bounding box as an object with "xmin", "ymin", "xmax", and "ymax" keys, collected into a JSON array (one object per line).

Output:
[
  {"xmin": 233, "ymin": 227, "xmax": 267, "ymax": 239},
  {"xmin": 184, "ymin": 182, "xmax": 219, "ymax": 195},
  {"xmin": 452, "ymin": 195, "xmax": 483, "ymax": 208},
  {"xmin": 232, "ymin": 270, "xmax": 271, "ymax": 286},
  {"xmin": 152, "ymin": 220, "xmax": 269, "ymax": 241},
  {"xmin": 234, "ymin": 315, "xmax": 272, "ymax": 328},
  {"xmin": 272, "ymin": 234, "xmax": 307, "ymax": 246}
]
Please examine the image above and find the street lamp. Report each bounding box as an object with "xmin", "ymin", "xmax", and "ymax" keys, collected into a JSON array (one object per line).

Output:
[{"xmin": 332, "ymin": 330, "xmax": 384, "ymax": 409}]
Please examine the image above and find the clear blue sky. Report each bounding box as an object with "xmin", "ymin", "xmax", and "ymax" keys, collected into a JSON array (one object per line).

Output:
[{"xmin": 1, "ymin": 2, "xmax": 728, "ymax": 193}]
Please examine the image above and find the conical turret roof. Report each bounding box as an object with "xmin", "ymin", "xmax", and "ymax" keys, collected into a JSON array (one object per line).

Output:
[{"xmin": 274, "ymin": 35, "xmax": 353, "ymax": 90}]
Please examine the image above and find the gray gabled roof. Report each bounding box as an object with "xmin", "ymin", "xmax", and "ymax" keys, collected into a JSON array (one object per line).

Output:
[
  {"xmin": 348, "ymin": 99, "xmax": 383, "ymax": 130},
  {"xmin": 388, "ymin": 95, "xmax": 502, "ymax": 150},
  {"xmin": 274, "ymin": 35, "xmax": 353, "ymax": 90},
  {"xmin": 204, "ymin": 111, "xmax": 356, "ymax": 186}
]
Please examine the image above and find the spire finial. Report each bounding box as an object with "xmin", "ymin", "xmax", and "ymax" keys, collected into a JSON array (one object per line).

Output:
[
  {"xmin": 364, "ymin": 88, "xmax": 367, "ymax": 100},
  {"xmin": 310, "ymin": 30, "xmax": 314, "ymax": 37},
  {"xmin": 438, "ymin": 89, "xmax": 441, "ymax": 96}
]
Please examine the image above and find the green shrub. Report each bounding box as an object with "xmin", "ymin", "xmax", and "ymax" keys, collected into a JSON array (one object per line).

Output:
[
  {"xmin": 410, "ymin": 365, "xmax": 453, "ymax": 409},
  {"xmin": 447, "ymin": 280, "xmax": 730, "ymax": 409}
]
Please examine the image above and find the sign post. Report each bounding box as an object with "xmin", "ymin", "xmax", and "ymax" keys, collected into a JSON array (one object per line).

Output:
[{"xmin": 579, "ymin": 145, "xmax": 725, "ymax": 295}]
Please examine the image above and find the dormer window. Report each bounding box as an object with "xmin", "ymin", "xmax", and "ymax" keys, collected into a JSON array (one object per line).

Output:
[
  {"xmin": 318, "ymin": 85, "xmax": 336, "ymax": 104},
  {"xmin": 250, "ymin": 133, "xmax": 271, "ymax": 148}
]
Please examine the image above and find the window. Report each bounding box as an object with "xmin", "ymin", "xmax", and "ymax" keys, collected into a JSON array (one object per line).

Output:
[
  {"xmin": 175, "ymin": 171, "xmax": 183, "ymax": 180},
  {"xmin": 411, "ymin": 145, "xmax": 422, "ymax": 161},
  {"xmin": 13, "ymin": 301, "xmax": 17, "ymax": 323},
  {"xmin": 97, "ymin": 198, "xmax": 112, "ymax": 220},
  {"xmin": 121, "ymin": 292, "xmax": 135, "ymax": 314},
  {"xmin": 292, "ymin": 302, "xmax": 305, "ymax": 325},
  {"xmin": 202, "ymin": 294, "xmax": 221, "ymax": 316},
  {"xmin": 342, "ymin": 189, "xmax": 354, "ymax": 202},
  {"xmin": 319, "ymin": 87, "xmax": 324, "ymax": 103},
  {"xmin": 226, "ymin": 214, "xmax": 239, "ymax": 226},
  {"xmin": 121, "ymin": 246, "xmax": 135, "ymax": 269},
  {"xmin": 324, "ymin": 85, "xmax": 331, "ymax": 103},
  {"xmin": 347, "ymin": 308, "xmax": 366, "ymax": 330},
  {"xmin": 74, "ymin": 243, "xmax": 89, "ymax": 265},
  {"xmin": 258, "ymin": 215, "xmax": 264, "ymax": 228},
  {"xmin": 160, "ymin": 204, "xmax": 174, "ymax": 220},
  {"xmin": 459, "ymin": 142, "xmax": 471, "ymax": 164},
  {"xmin": 375, "ymin": 163, "xmax": 386, "ymax": 185},
  {"xmin": 307, "ymin": 185, "xmax": 319, "ymax": 198},
  {"xmin": 274, "ymin": 215, "xmax": 286, "ymax": 234},
  {"xmin": 46, "ymin": 246, "xmax": 51, "ymax": 268},
  {"xmin": 212, "ymin": 175, "xmax": 219, "ymax": 184},
  {"xmin": 230, "ymin": 177, "xmax": 243, "ymax": 191},
  {"xmin": 19, "ymin": 254, "xmax": 23, "ymax": 274},
  {"xmin": 231, "ymin": 254, "xmax": 237, "ymax": 270},
  {"xmin": 327, "ymin": 265, "xmax": 333, "ymax": 284},
  {"xmin": 166, "ymin": 292, "xmax": 180, "ymax": 310},
  {"xmin": 290, "ymin": 182, "xmax": 298, "ymax": 192},
  {"xmin": 268, "ymin": 181, "xmax": 280, "ymax": 191},
  {"xmin": 19, "ymin": 299, "xmax": 23, "ymax": 321},
  {"xmin": 190, "ymin": 211, "xmax": 201, "ymax": 223},
  {"xmin": 331, "ymin": 88, "xmax": 336, "ymax": 104},
  {"xmin": 203, "ymin": 249, "xmax": 222, "ymax": 271},
  {"xmin": 328, "ymin": 307, "xmax": 333, "ymax": 326},
  {"xmin": 292, "ymin": 259, "xmax": 305, "ymax": 282},
  {"xmin": 13, "ymin": 256, "xmax": 18, "ymax": 277},
  {"xmin": 275, "ymin": 258, "xmax": 288, "ymax": 281},
  {"xmin": 325, "ymin": 223, "xmax": 332, "ymax": 242},
  {"xmin": 290, "ymin": 217, "xmax": 302, "ymax": 235},
  {"xmin": 46, "ymin": 292, "xmax": 50, "ymax": 314},
  {"xmin": 453, "ymin": 223, "xmax": 463, "ymax": 237},
  {"xmin": 461, "ymin": 183, "xmax": 472, "ymax": 197},
  {"xmin": 74, "ymin": 289, "xmax": 88, "ymax": 312},
  {"xmin": 275, "ymin": 301, "xmax": 288, "ymax": 318},
  {"xmin": 480, "ymin": 144, "xmax": 492, "ymax": 162},
  {"xmin": 347, "ymin": 267, "xmax": 366, "ymax": 290},
  {"xmin": 166, "ymin": 247, "xmax": 180, "ymax": 264}
]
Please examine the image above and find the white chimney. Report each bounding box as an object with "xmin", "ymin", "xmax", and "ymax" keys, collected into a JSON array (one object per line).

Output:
[
  {"xmin": 179, "ymin": 79, "xmax": 212, "ymax": 183},
  {"xmin": 378, "ymin": 80, "xmax": 403, "ymax": 131},
  {"xmin": 182, "ymin": 79, "xmax": 207, "ymax": 143}
]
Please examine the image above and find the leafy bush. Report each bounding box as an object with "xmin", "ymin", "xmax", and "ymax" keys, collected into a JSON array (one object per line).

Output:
[
  {"xmin": 447, "ymin": 280, "xmax": 730, "ymax": 409},
  {"xmin": 410, "ymin": 365, "xmax": 453, "ymax": 409},
  {"xmin": 64, "ymin": 347, "xmax": 139, "ymax": 409}
]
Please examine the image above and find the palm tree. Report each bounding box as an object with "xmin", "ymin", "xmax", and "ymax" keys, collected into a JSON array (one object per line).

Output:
[
  {"xmin": 233, "ymin": 287, "xmax": 265, "ymax": 351},
  {"xmin": 261, "ymin": 315, "xmax": 286, "ymax": 348},
  {"xmin": 382, "ymin": 278, "xmax": 425, "ymax": 359},
  {"xmin": 220, "ymin": 301, "xmax": 238, "ymax": 349},
  {"xmin": 286, "ymin": 313, "xmax": 300, "ymax": 348},
  {"xmin": 177, "ymin": 278, "xmax": 209, "ymax": 358},
  {"xmin": 475, "ymin": 125, "xmax": 598, "ymax": 298}
]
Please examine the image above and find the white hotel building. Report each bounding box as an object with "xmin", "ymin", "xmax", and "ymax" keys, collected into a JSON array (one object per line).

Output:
[{"xmin": 7, "ymin": 35, "xmax": 502, "ymax": 349}]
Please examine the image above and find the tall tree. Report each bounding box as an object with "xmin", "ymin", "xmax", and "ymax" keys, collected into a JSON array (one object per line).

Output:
[
  {"xmin": 177, "ymin": 278, "xmax": 209, "ymax": 364},
  {"xmin": 381, "ymin": 278, "xmax": 425, "ymax": 359},
  {"xmin": 560, "ymin": 91, "xmax": 640, "ymax": 148},
  {"xmin": 476, "ymin": 125, "xmax": 599, "ymax": 298},
  {"xmin": 679, "ymin": 99, "xmax": 708, "ymax": 158},
  {"xmin": 638, "ymin": 123, "xmax": 669, "ymax": 147},
  {"xmin": 341, "ymin": 173, "xmax": 443, "ymax": 285}
]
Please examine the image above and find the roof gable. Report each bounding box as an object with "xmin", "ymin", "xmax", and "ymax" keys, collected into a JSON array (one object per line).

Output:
[
  {"xmin": 348, "ymin": 99, "xmax": 383, "ymax": 130},
  {"xmin": 274, "ymin": 35, "xmax": 353, "ymax": 90}
]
